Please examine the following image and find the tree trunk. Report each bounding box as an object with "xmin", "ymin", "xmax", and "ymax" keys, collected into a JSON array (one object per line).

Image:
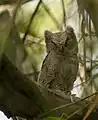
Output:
[{"xmin": 0, "ymin": 54, "xmax": 86, "ymax": 120}]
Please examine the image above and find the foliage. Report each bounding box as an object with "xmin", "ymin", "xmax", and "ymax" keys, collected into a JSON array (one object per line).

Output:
[
  {"xmin": 1, "ymin": 0, "xmax": 98, "ymax": 120},
  {"xmin": 16, "ymin": 0, "xmax": 68, "ymax": 37}
]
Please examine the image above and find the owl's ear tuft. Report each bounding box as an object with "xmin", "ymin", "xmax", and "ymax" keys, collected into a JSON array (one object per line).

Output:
[
  {"xmin": 66, "ymin": 26, "xmax": 74, "ymax": 33},
  {"xmin": 44, "ymin": 30, "xmax": 53, "ymax": 45},
  {"xmin": 44, "ymin": 30, "xmax": 53, "ymax": 40},
  {"xmin": 44, "ymin": 30, "xmax": 55, "ymax": 53}
]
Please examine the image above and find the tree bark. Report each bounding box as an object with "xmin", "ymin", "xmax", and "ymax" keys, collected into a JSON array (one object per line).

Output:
[{"xmin": 0, "ymin": 54, "xmax": 86, "ymax": 120}]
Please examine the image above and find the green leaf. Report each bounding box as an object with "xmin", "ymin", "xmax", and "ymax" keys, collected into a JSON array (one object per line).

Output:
[{"xmin": 0, "ymin": 10, "xmax": 12, "ymax": 59}]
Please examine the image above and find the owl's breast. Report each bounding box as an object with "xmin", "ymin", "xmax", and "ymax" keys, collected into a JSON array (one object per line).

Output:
[{"xmin": 59, "ymin": 55, "xmax": 78, "ymax": 77}]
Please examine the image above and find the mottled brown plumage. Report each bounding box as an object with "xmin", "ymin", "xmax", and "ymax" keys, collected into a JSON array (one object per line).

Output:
[{"xmin": 38, "ymin": 26, "xmax": 78, "ymax": 93}]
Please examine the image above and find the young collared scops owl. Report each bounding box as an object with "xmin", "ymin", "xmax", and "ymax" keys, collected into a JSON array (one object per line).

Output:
[{"xmin": 38, "ymin": 26, "xmax": 78, "ymax": 94}]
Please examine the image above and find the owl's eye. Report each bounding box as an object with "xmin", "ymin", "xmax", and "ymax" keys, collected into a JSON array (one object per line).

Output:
[
  {"xmin": 65, "ymin": 36, "xmax": 73, "ymax": 46},
  {"xmin": 65, "ymin": 36, "xmax": 69, "ymax": 46},
  {"xmin": 51, "ymin": 40, "xmax": 58, "ymax": 47}
]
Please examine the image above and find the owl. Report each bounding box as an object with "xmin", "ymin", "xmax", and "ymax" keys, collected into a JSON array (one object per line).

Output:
[{"xmin": 38, "ymin": 26, "xmax": 78, "ymax": 94}]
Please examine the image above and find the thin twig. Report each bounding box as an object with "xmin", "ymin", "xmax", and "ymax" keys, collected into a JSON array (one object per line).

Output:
[
  {"xmin": 38, "ymin": 90, "xmax": 98, "ymax": 117},
  {"xmin": 65, "ymin": 103, "xmax": 89, "ymax": 120},
  {"xmin": 42, "ymin": 0, "xmax": 62, "ymax": 30},
  {"xmin": 61, "ymin": 0, "xmax": 66, "ymax": 29},
  {"xmin": 79, "ymin": 54, "xmax": 98, "ymax": 63},
  {"xmin": 88, "ymin": 17, "xmax": 93, "ymax": 77},
  {"xmin": 78, "ymin": 32, "xmax": 96, "ymax": 36},
  {"xmin": 88, "ymin": 17, "xmax": 94, "ymax": 93},
  {"xmin": 80, "ymin": 12, "xmax": 88, "ymax": 96},
  {"xmin": 81, "ymin": 13, "xmax": 87, "ymax": 82},
  {"xmin": 22, "ymin": 0, "xmax": 42, "ymax": 42}
]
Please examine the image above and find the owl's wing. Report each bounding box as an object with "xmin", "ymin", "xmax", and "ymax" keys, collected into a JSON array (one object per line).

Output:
[
  {"xmin": 62, "ymin": 59, "xmax": 78, "ymax": 92},
  {"xmin": 37, "ymin": 54, "xmax": 48, "ymax": 83},
  {"xmin": 38, "ymin": 53, "xmax": 57, "ymax": 88}
]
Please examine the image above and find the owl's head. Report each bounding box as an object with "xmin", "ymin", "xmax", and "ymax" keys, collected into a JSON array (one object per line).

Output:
[{"xmin": 44, "ymin": 26, "xmax": 78, "ymax": 54}]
